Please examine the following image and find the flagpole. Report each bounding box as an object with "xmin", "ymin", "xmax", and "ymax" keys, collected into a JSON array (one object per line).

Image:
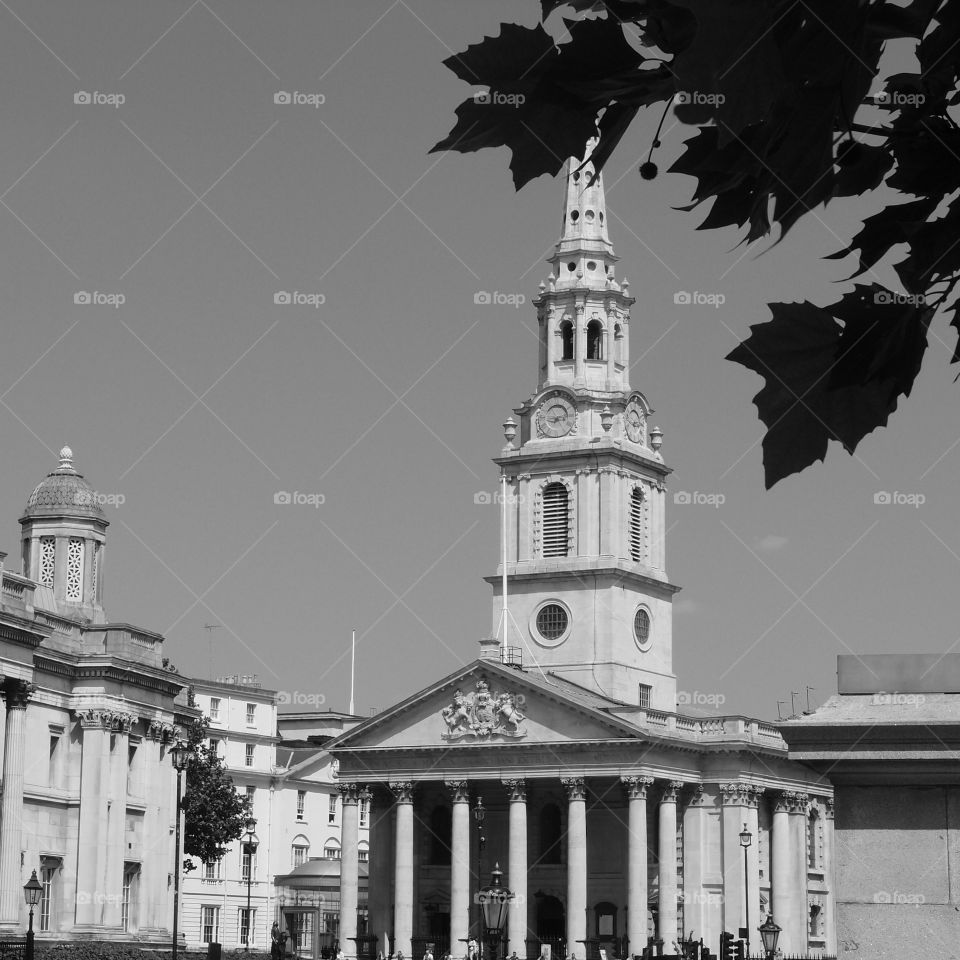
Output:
[{"xmin": 349, "ymin": 629, "xmax": 356, "ymax": 715}]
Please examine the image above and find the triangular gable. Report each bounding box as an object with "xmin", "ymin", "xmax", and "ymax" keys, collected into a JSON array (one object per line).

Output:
[{"xmin": 326, "ymin": 659, "xmax": 642, "ymax": 752}]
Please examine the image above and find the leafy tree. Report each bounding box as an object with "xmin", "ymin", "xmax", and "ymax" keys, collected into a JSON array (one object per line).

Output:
[
  {"xmin": 432, "ymin": 0, "xmax": 960, "ymax": 486},
  {"xmin": 179, "ymin": 717, "xmax": 251, "ymax": 872}
]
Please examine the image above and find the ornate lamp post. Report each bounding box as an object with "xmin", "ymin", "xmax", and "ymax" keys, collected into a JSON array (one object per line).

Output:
[
  {"xmin": 23, "ymin": 869, "xmax": 43, "ymax": 960},
  {"xmin": 244, "ymin": 815, "xmax": 258, "ymax": 952},
  {"xmin": 477, "ymin": 865, "xmax": 513, "ymax": 960},
  {"xmin": 473, "ymin": 797, "xmax": 486, "ymax": 959},
  {"xmin": 169, "ymin": 741, "xmax": 191, "ymax": 960},
  {"xmin": 758, "ymin": 916, "xmax": 781, "ymax": 960},
  {"xmin": 739, "ymin": 823, "xmax": 752, "ymax": 956}
]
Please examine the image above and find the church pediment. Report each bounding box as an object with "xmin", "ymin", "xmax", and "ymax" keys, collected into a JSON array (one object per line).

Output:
[{"xmin": 326, "ymin": 660, "xmax": 641, "ymax": 752}]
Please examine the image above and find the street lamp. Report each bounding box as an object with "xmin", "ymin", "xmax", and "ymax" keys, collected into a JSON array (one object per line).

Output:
[
  {"xmin": 739, "ymin": 823, "xmax": 752, "ymax": 956},
  {"xmin": 473, "ymin": 798, "xmax": 486, "ymax": 959},
  {"xmin": 477, "ymin": 865, "xmax": 513, "ymax": 960},
  {"xmin": 244, "ymin": 815, "xmax": 258, "ymax": 953},
  {"xmin": 169, "ymin": 741, "xmax": 191, "ymax": 960},
  {"xmin": 758, "ymin": 916, "xmax": 781, "ymax": 960},
  {"xmin": 23, "ymin": 869, "xmax": 42, "ymax": 960}
]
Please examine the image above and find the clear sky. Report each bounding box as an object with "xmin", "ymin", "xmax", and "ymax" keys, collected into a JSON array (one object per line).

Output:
[{"xmin": 0, "ymin": 2, "xmax": 953, "ymax": 722}]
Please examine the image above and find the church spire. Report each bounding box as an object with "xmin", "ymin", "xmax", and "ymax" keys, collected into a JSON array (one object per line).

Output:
[{"xmin": 555, "ymin": 139, "xmax": 613, "ymax": 259}]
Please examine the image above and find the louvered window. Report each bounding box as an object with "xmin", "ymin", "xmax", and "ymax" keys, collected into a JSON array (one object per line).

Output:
[
  {"xmin": 39, "ymin": 537, "xmax": 55, "ymax": 586},
  {"xmin": 629, "ymin": 488, "xmax": 644, "ymax": 561},
  {"xmin": 66, "ymin": 538, "xmax": 83, "ymax": 600},
  {"xmin": 541, "ymin": 483, "xmax": 569, "ymax": 557}
]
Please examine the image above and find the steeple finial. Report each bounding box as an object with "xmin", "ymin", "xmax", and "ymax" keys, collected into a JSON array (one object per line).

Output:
[
  {"xmin": 58, "ymin": 446, "xmax": 75, "ymax": 471},
  {"xmin": 557, "ymin": 137, "xmax": 612, "ymax": 254}
]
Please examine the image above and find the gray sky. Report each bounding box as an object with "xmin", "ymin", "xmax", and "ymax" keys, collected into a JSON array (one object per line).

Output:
[{"xmin": 0, "ymin": 1, "xmax": 954, "ymax": 721}]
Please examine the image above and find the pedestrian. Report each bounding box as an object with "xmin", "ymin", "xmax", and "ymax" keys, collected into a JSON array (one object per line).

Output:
[
  {"xmin": 271, "ymin": 921, "xmax": 287, "ymax": 960},
  {"xmin": 423, "ymin": 948, "xmax": 434, "ymax": 960}
]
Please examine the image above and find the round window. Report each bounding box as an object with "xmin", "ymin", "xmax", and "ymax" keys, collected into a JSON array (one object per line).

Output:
[
  {"xmin": 532, "ymin": 602, "xmax": 570, "ymax": 646},
  {"xmin": 570, "ymin": 210, "xmax": 580, "ymax": 222},
  {"xmin": 634, "ymin": 608, "xmax": 651, "ymax": 648}
]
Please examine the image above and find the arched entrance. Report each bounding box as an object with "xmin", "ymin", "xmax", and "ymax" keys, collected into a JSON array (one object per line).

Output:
[{"xmin": 533, "ymin": 894, "xmax": 566, "ymax": 957}]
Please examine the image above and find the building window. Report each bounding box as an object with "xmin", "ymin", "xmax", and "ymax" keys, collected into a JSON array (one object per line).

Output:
[
  {"xmin": 121, "ymin": 864, "xmax": 139, "ymax": 932},
  {"xmin": 809, "ymin": 903, "xmax": 823, "ymax": 939},
  {"xmin": 39, "ymin": 537, "xmax": 55, "ymax": 587},
  {"xmin": 535, "ymin": 602, "xmax": 569, "ymax": 645},
  {"xmin": 39, "ymin": 860, "xmax": 58, "ymax": 932},
  {"xmin": 203, "ymin": 859, "xmax": 221, "ymax": 881},
  {"xmin": 246, "ymin": 785, "xmax": 256, "ymax": 810},
  {"xmin": 587, "ymin": 319, "xmax": 603, "ymax": 360},
  {"xmin": 48, "ymin": 732, "xmax": 62, "ymax": 789},
  {"xmin": 127, "ymin": 740, "xmax": 139, "ymax": 795},
  {"xmin": 430, "ymin": 806, "xmax": 452, "ymax": 865},
  {"xmin": 638, "ymin": 683, "xmax": 652, "ymax": 709},
  {"xmin": 629, "ymin": 488, "xmax": 644, "ymax": 562},
  {"xmin": 241, "ymin": 842, "xmax": 257, "ymax": 882},
  {"xmin": 328, "ymin": 794, "xmax": 337, "ymax": 823},
  {"xmin": 360, "ymin": 797, "xmax": 369, "ymax": 827},
  {"xmin": 292, "ymin": 838, "xmax": 310, "ymax": 867},
  {"xmin": 539, "ymin": 803, "xmax": 562, "ymax": 864},
  {"xmin": 634, "ymin": 608, "xmax": 651, "ymax": 649},
  {"xmin": 239, "ymin": 908, "xmax": 257, "ymax": 948},
  {"xmin": 210, "ymin": 698, "xmax": 221, "ymax": 721},
  {"xmin": 541, "ymin": 483, "xmax": 570, "ymax": 558},
  {"xmin": 808, "ymin": 809, "xmax": 821, "ymax": 869},
  {"xmin": 208, "ymin": 738, "xmax": 220, "ymax": 757},
  {"xmin": 202, "ymin": 905, "xmax": 220, "ymax": 944},
  {"xmin": 246, "ymin": 703, "xmax": 256, "ymax": 725},
  {"xmin": 560, "ymin": 320, "xmax": 574, "ymax": 360},
  {"xmin": 324, "ymin": 840, "xmax": 341, "ymax": 860},
  {"xmin": 297, "ymin": 790, "xmax": 307, "ymax": 821},
  {"xmin": 358, "ymin": 844, "xmax": 369, "ymax": 863},
  {"xmin": 66, "ymin": 537, "xmax": 83, "ymax": 600},
  {"xmin": 245, "ymin": 743, "xmax": 254, "ymax": 767}
]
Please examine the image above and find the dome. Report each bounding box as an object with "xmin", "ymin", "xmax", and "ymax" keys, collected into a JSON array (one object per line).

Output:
[{"xmin": 21, "ymin": 447, "xmax": 107, "ymax": 522}]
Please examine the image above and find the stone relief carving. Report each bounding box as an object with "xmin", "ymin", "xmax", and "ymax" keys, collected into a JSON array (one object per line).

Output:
[{"xmin": 440, "ymin": 679, "xmax": 527, "ymax": 741}]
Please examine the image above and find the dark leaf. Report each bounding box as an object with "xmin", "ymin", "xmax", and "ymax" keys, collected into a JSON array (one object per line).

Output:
[{"xmin": 833, "ymin": 142, "xmax": 893, "ymax": 198}]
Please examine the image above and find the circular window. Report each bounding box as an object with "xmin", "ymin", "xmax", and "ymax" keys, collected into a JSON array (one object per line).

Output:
[
  {"xmin": 587, "ymin": 261, "xmax": 597, "ymax": 271},
  {"xmin": 584, "ymin": 209, "xmax": 595, "ymax": 222},
  {"xmin": 567, "ymin": 262, "xmax": 577, "ymax": 272},
  {"xmin": 634, "ymin": 607, "xmax": 652, "ymax": 649},
  {"xmin": 570, "ymin": 210, "xmax": 580, "ymax": 222},
  {"xmin": 531, "ymin": 601, "xmax": 571, "ymax": 647}
]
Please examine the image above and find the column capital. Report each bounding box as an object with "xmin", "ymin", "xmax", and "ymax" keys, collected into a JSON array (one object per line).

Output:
[
  {"xmin": 773, "ymin": 790, "xmax": 809, "ymax": 814},
  {"xmin": 720, "ymin": 782, "xmax": 763, "ymax": 807},
  {"xmin": 390, "ymin": 780, "xmax": 416, "ymax": 804},
  {"xmin": 621, "ymin": 775, "xmax": 654, "ymax": 800},
  {"xmin": 339, "ymin": 783, "xmax": 361, "ymax": 805},
  {"xmin": 503, "ymin": 779, "xmax": 527, "ymax": 802},
  {"xmin": 2, "ymin": 679, "xmax": 36, "ymax": 709},
  {"xmin": 659, "ymin": 780, "xmax": 684, "ymax": 803},
  {"xmin": 445, "ymin": 780, "xmax": 470, "ymax": 803},
  {"xmin": 561, "ymin": 776, "xmax": 586, "ymax": 801},
  {"xmin": 146, "ymin": 720, "xmax": 175, "ymax": 742},
  {"xmin": 684, "ymin": 783, "xmax": 706, "ymax": 807}
]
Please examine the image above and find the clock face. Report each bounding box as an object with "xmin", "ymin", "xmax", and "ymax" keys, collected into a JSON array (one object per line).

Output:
[
  {"xmin": 537, "ymin": 395, "xmax": 576, "ymax": 438},
  {"xmin": 624, "ymin": 401, "xmax": 645, "ymax": 443}
]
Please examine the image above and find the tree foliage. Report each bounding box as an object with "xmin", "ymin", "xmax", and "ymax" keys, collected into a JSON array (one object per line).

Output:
[
  {"xmin": 179, "ymin": 716, "xmax": 251, "ymax": 872},
  {"xmin": 432, "ymin": 0, "xmax": 960, "ymax": 486}
]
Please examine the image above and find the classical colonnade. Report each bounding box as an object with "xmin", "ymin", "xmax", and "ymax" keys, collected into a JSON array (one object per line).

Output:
[{"xmin": 336, "ymin": 776, "xmax": 834, "ymax": 959}]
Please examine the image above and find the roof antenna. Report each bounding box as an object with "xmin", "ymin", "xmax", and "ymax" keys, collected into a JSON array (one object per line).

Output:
[
  {"xmin": 790, "ymin": 690, "xmax": 800, "ymax": 719},
  {"xmin": 203, "ymin": 623, "xmax": 222, "ymax": 677},
  {"xmin": 776, "ymin": 700, "xmax": 786, "ymax": 721},
  {"xmin": 804, "ymin": 685, "xmax": 815, "ymax": 715},
  {"xmin": 349, "ymin": 629, "xmax": 356, "ymax": 716}
]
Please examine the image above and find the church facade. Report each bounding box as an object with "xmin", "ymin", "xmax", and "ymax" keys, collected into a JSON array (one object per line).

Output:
[
  {"xmin": 327, "ymin": 153, "xmax": 836, "ymax": 960},
  {"xmin": 0, "ymin": 449, "xmax": 187, "ymax": 942}
]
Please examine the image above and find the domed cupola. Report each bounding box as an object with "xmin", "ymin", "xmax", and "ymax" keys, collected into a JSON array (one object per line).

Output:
[{"xmin": 19, "ymin": 447, "xmax": 108, "ymax": 622}]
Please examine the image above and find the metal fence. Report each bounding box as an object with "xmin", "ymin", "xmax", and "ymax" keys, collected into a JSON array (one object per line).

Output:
[{"xmin": 0, "ymin": 940, "xmax": 25, "ymax": 960}]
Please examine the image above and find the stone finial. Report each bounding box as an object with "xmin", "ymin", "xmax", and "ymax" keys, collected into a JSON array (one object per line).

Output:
[{"xmin": 59, "ymin": 446, "xmax": 75, "ymax": 470}]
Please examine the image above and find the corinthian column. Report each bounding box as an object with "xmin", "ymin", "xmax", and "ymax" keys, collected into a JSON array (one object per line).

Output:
[
  {"xmin": 104, "ymin": 713, "xmax": 134, "ymax": 928},
  {"xmin": 621, "ymin": 776, "xmax": 653, "ymax": 954},
  {"xmin": 562, "ymin": 777, "xmax": 587, "ymax": 957},
  {"xmin": 657, "ymin": 782, "xmax": 682, "ymax": 944},
  {"xmin": 503, "ymin": 780, "xmax": 528, "ymax": 958},
  {"xmin": 0, "ymin": 680, "xmax": 34, "ymax": 927},
  {"xmin": 446, "ymin": 782, "xmax": 471, "ymax": 955},
  {"xmin": 76, "ymin": 709, "xmax": 112, "ymax": 929},
  {"xmin": 771, "ymin": 793, "xmax": 794, "ymax": 953},
  {"xmin": 391, "ymin": 782, "xmax": 415, "ymax": 958},
  {"xmin": 340, "ymin": 784, "xmax": 363, "ymax": 959}
]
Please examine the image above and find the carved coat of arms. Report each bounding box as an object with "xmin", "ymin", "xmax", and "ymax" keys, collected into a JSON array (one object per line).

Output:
[{"xmin": 441, "ymin": 679, "xmax": 527, "ymax": 741}]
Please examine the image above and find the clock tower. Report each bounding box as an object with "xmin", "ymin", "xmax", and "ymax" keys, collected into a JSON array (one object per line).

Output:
[{"xmin": 487, "ymin": 145, "xmax": 679, "ymax": 710}]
